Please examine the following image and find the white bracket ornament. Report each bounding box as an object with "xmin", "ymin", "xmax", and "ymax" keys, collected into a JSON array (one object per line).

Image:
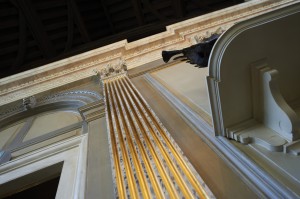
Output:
[
  {"xmin": 253, "ymin": 65, "xmax": 300, "ymax": 142},
  {"xmin": 227, "ymin": 64, "xmax": 300, "ymax": 153}
]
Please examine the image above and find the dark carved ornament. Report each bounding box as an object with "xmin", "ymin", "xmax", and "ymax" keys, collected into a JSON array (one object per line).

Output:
[
  {"xmin": 162, "ymin": 34, "xmax": 220, "ymax": 68},
  {"xmin": 97, "ymin": 60, "xmax": 127, "ymax": 79}
]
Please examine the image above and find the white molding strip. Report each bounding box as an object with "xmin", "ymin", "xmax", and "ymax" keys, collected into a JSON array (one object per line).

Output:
[{"xmin": 0, "ymin": 134, "xmax": 88, "ymax": 199}]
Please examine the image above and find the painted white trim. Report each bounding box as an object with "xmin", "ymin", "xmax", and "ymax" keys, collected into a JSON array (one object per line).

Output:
[
  {"xmin": 207, "ymin": 2, "xmax": 300, "ymax": 137},
  {"xmin": 0, "ymin": 134, "xmax": 88, "ymax": 199},
  {"xmin": 209, "ymin": 2, "xmax": 300, "ymax": 80},
  {"xmin": 144, "ymin": 73, "xmax": 299, "ymax": 198}
]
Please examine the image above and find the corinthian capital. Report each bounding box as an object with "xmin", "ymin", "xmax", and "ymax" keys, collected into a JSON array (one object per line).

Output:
[{"xmin": 98, "ymin": 59, "xmax": 127, "ymax": 79}]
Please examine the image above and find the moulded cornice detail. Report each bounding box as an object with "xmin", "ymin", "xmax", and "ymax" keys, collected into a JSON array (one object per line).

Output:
[
  {"xmin": 209, "ymin": 2, "xmax": 300, "ymax": 81},
  {"xmin": 0, "ymin": 0, "xmax": 296, "ymax": 106}
]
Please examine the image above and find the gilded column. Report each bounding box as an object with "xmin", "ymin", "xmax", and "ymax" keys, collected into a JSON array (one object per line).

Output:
[{"xmin": 100, "ymin": 61, "xmax": 213, "ymax": 198}]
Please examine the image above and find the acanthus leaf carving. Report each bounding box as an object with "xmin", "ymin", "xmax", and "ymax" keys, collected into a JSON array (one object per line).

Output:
[
  {"xmin": 98, "ymin": 59, "xmax": 127, "ymax": 79},
  {"xmin": 22, "ymin": 96, "xmax": 36, "ymax": 110}
]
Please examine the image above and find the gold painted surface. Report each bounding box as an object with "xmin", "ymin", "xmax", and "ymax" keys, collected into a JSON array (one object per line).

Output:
[
  {"xmin": 112, "ymin": 80, "xmax": 162, "ymax": 198},
  {"xmin": 104, "ymin": 84, "xmax": 126, "ymax": 198},
  {"xmin": 117, "ymin": 78, "xmax": 179, "ymax": 199},
  {"xmin": 103, "ymin": 75, "xmax": 211, "ymax": 198},
  {"xmin": 124, "ymin": 77, "xmax": 209, "ymax": 199}
]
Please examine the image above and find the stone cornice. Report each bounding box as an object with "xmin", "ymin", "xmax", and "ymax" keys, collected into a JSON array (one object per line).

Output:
[{"xmin": 0, "ymin": 0, "xmax": 297, "ymax": 106}]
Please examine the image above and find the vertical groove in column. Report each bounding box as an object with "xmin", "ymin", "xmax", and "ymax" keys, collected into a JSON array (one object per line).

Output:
[
  {"xmin": 121, "ymin": 77, "xmax": 193, "ymax": 198},
  {"xmin": 103, "ymin": 75, "xmax": 211, "ymax": 199},
  {"xmin": 116, "ymin": 79, "xmax": 177, "ymax": 199},
  {"xmin": 114, "ymin": 79, "xmax": 168, "ymax": 198},
  {"xmin": 111, "ymin": 80, "xmax": 148, "ymax": 198},
  {"xmin": 119, "ymin": 78, "xmax": 188, "ymax": 197},
  {"xmin": 104, "ymin": 82, "xmax": 126, "ymax": 198},
  {"xmin": 124, "ymin": 76, "xmax": 209, "ymax": 199},
  {"xmin": 108, "ymin": 81, "xmax": 139, "ymax": 199},
  {"xmin": 115, "ymin": 79, "xmax": 165, "ymax": 198}
]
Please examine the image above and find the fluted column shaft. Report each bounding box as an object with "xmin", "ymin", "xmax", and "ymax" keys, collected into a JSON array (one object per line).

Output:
[{"xmin": 103, "ymin": 74, "xmax": 210, "ymax": 199}]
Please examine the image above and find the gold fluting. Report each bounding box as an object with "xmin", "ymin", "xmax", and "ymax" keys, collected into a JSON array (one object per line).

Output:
[
  {"xmin": 103, "ymin": 75, "xmax": 210, "ymax": 199},
  {"xmin": 123, "ymin": 76, "xmax": 209, "ymax": 199},
  {"xmin": 115, "ymin": 79, "xmax": 178, "ymax": 199},
  {"xmin": 108, "ymin": 81, "xmax": 139, "ymax": 199},
  {"xmin": 113, "ymin": 80, "xmax": 164, "ymax": 198},
  {"xmin": 121, "ymin": 77, "xmax": 193, "ymax": 198},
  {"xmin": 104, "ymin": 82, "xmax": 126, "ymax": 198}
]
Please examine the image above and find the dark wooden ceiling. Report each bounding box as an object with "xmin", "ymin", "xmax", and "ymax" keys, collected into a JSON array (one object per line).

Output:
[{"xmin": 0, "ymin": 0, "xmax": 243, "ymax": 78}]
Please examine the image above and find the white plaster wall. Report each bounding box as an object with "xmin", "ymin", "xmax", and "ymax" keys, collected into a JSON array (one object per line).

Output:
[
  {"xmin": 13, "ymin": 130, "xmax": 80, "ymax": 158},
  {"xmin": 23, "ymin": 111, "xmax": 81, "ymax": 142},
  {"xmin": 0, "ymin": 122, "xmax": 24, "ymax": 149},
  {"xmin": 152, "ymin": 62, "xmax": 211, "ymax": 115},
  {"xmin": 210, "ymin": 11, "xmax": 300, "ymax": 128}
]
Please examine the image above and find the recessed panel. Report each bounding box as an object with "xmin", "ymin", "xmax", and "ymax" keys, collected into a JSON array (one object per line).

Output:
[
  {"xmin": 152, "ymin": 62, "xmax": 211, "ymax": 115},
  {"xmin": 23, "ymin": 111, "xmax": 80, "ymax": 142},
  {"xmin": 0, "ymin": 122, "xmax": 25, "ymax": 149}
]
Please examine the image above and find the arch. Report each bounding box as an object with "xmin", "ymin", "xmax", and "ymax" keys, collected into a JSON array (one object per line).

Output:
[
  {"xmin": 0, "ymin": 90, "xmax": 102, "ymax": 163},
  {"xmin": 0, "ymin": 90, "xmax": 102, "ymax": 128},
  {"xmin": 207, "ymin": 2, "xmax": 300, "ymax": 136}
]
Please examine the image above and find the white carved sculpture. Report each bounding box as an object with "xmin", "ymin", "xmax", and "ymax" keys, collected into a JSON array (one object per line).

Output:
[{"xmin": 258, "ymin": 67, "xmax": 300, "ymax": 141}]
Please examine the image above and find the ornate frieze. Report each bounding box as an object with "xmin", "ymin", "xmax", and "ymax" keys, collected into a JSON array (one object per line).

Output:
[
  {"xmin": 78, "ymin": 100, "xmax": 105, "ymax": 122},
  {"xmin": 37, "ymin": 90, "xmax": 101, "ymax": 105},
  {"xmin": 0, "ymin": 53, "xmax": 122, "ymax": 96},
  {"xmin": 0, "ymin": 0, "xmax": 297, "ymax": 106},
  {"xmin": 22, "ymin": 96, "xmax": 36, "ymax": 110},
  {"xmin": 0, "ymin": 90, "xmax": 101, "ymax": 121},
  {"xmin": 97, "ymin": 59, "xmax": 127, "ymax": 80},
  {"xmin": 192, "ymin": 26, "xmax": 227, "ymax": 44}
]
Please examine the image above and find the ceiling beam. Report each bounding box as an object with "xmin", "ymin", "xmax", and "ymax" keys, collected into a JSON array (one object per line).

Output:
[
  {"xmin": 141, "ymin": 0, "xmax": 167, "ymax": 21},
  {"xmin": 12, "ymin": 11, "xmax": 27, "ymax": 70},
  {"xmin": 12, "ymin": 0, "xmax": 56, "ymax": 58},
  {"xmin": 100, "ymin": 0, "xmax": 116, "ymax": 34},
  {"xmin": 130, "ymin": 0, "xmax": 144, "ymax": 26},
  {"xmin": 190, "ymin": 0, "xmax": 211, "ymax": 11},
  {"xmin": 173, "ymin": 0, "xmax": 184, "ymax": 18},
  {"xmin": 69, "ymin": 0, "xmax": 91, "ymax": 42},
  {"xmin": 64, "ymin": 0, "xmax": 75, "ymax": 51}
]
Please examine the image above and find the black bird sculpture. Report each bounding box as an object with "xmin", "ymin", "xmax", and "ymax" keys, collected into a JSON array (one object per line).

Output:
[{"xmin": 162, "ymin": 34, "xmax": 220, "ymax": 68}]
